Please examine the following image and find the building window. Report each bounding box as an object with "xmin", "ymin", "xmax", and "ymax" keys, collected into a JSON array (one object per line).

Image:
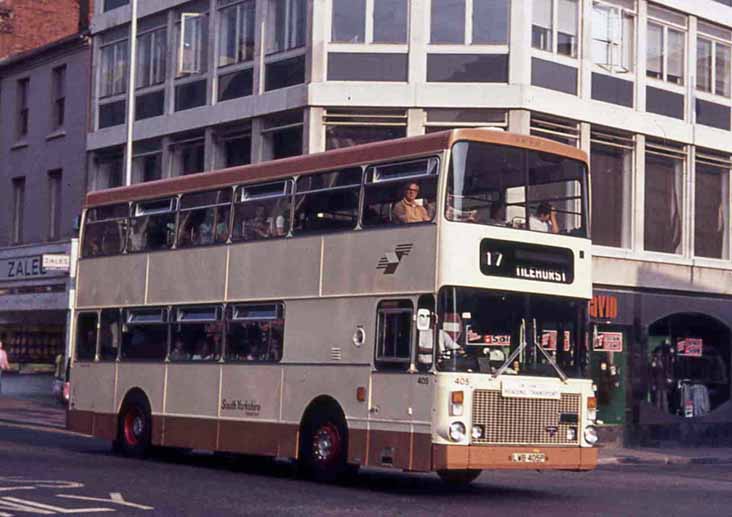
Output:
[
  {"xmin": 592, "ymin": 0, "xmax": 635, "ymax": 73},
  {"xmin": 51, "ymin": 66, "xmax": 66, "ymax": 129},
  {"xmin": 646, "ymin": 5, "xmax": 686, "ymax": 86},
  {"xmin": 324, "ymin": 109, "xmax": 407, "ymax": 150},
  {"xmin": 12, "ymin": 177, "xmax": 25, "ymax": 244},
  {"xmin": 170, "ymin": 134, "xmax": 205, "ymax": 176},
  {"xmin": 16, "ymin": 78, "xmax": 29, "ymax": 139},
  {"xmin": 48, "ymin": 170, "xmax": 63, "ymax": 241},
  {"xmin": 216, "ymin": 128, "xmax": 251, "ymax": 167},
  {"xmin": 132, "ymin": 139, "xmax": 163, "ymax": 183},
  {"xmin": 93, "ymin": 148, "xmax": 124, "ymax": 190},
  {"xmin": 530, "ymin": 113, "xmax": 580, "ymax": 147},
  {"xmin": 104, "ymin": 0, "xmax": 129, "ymax": 11},
  {"xmin": 429, "ymin": 0, "xmax": 509, "ymax": 45},
  {"xmin": 177, "ymin": 13, "xmax": 208, "ymax": 77},
  {"xmin": 644, "ymin": 140, "xmax": 685, "ymax": 255},
  {"xmin": 218, "ymin": 0, "xmax": 255, "ymax": 66},
  {"xmin": 332, "ymin": 0, "xmax": 408, "ymax": 44},
  {"xmin": 424, "ymin": 108, "xmax": 507, "ymax": 132},
  {"xmin": 261, "ymin": 111, "xmax": 303, "ymax": 160},
  {"xmin": 100, "ymin": 39, "xmax": 128, "ymax": 97},
  {"xmin": 695, "ymin": 151, "xmax": 730, "ymax": 260},
  {"xmin": 532, "ymin": 0, "xmax": 578, "ymax": 58},
  {"xmin": 137, "ymin": 27, "xmax": 167, "ymax": 89},
  {"xmin": 697, "ymin": 21, "xmax": 732, "ymax": 98},
  {"xmin": 267, "ymin": 0, "xmax": 306, "ymax": 54},
  {"xmin": 590, "ymin": 129, "xmax": 633, "ymax": 248}
]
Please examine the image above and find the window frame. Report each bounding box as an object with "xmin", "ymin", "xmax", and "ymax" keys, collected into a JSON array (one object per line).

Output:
[
  {"xmin": 696, "ymin": 22, "xmax": 732, "ymax": 98},
  {"xmin": 120, "ymin": 307, "xmax": 170, "ymax": 362},
  {"xmin": 532, "ymin": 0, "xmax": 579, "ymax": 58},
  {"xmin": 225, "ymin": 302, "xmax": 285, "ymax": 363},
  {"xmin": 591, "ymin": 0, "xmax": 635, "ymax": 74},
  {"xmin": 374, "ymin": 299, "xmax": 414, "ymax": 369},
  {"xmin": 645, "ymin": 7, "xmax": 687, "ymax": 86},
  {"xmin": 16, "ymin": 77, "xmax": 29, "ymax": 139},
  {"xmin": 51, "ymin": 65, "xmax": 67, "ymax": 130},
  {"xmin": 99, "ymin": 38, "xmax": 129, "ymax": 98},
  {"xmin": 331, "ymin": 0, "xmax": 409, "ymax": 45},
  {"xmin": 75, "ymin": 311, "xmax": 99, "ymax": 362},
  {"xmin": 429, "ymin": 0, "xmax": 510, "ymax": 46},
  {"xmin": 218, "ymin": 0, "xmax": 256, "ymax": 68},
  {"xmin": 170, "ymin": 304, "xmax": 224, "ymax": 362},
  {"xmin": 136, "ymin": 26, "xmax": 167, "ymax": 91}
]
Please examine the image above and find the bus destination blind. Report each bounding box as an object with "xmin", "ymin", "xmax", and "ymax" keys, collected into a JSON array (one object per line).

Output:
[{"xmin": 479, "ymin": 238, "xmax": 574, "ymax": 284}]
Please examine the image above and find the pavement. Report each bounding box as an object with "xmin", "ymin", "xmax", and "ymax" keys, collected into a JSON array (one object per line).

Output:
[{"xmin": 2, "ymin": 373, "xmax": 732, "ymax": 466}]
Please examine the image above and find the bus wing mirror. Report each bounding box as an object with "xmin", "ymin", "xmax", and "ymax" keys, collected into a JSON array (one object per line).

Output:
[{"xmin": 416, "ymin": 308, "xmax": 432, "ymax": 331}]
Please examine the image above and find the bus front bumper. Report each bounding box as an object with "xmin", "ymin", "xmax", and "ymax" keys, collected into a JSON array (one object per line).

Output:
[{"xmin": 432, "ymin": 444, "xmax": 597, "ymax": 471}]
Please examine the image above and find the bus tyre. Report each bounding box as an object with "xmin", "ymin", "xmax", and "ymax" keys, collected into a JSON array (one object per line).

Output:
[
  {"xmin": 116, "ymin": 394, "xmax": 152, "ymax": 458},
  {"xmin": 437, "ymin": 469, "xmax": 482, "ymax": 487},
  {"xmin": 300, "ymin": 410, "xmax": 348, "ymax": 483}
]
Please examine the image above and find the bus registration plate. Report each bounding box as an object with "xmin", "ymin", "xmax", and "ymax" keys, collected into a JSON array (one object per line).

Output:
[{"xmin": 511, "ymin": 452, "xmax": 546, "ymax": 463}]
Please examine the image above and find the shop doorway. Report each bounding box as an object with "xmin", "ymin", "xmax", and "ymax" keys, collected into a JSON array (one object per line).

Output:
[
  {"xmin": 590, "ymin": 326, "xmax": 627, "ymax": 425},
  {"xmin": 647, "ymin": 313, "xmax": 730, "ymax": 417}
]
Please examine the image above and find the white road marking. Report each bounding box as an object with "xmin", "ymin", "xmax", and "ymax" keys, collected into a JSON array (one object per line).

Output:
[
  {"xmin": 1, "ymin": 497, "xmax": 113, "ymax": 514},
  {"xmin": 0, "ymin": 498, "xmax": 55, "ymax": 515},
  {"xmin": 59, "ymin": 493, "xmax": 154, "ymax": 511}
]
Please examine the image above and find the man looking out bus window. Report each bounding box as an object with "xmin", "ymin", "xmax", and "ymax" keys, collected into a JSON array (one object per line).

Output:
[
  {"xmin": 529, "ymin": 202, "xmax": 560, "ymax": 234},
  {"xmin": 393, "ymin": 183, "xmax": 431, "ymax": 224}
]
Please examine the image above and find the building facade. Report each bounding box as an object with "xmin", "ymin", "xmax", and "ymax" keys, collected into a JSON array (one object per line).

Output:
[
  {"xmin": 0, "ymin": 34, "xmax": 91, "ymax": 372},
  {"xmin": 85, "ymin": 0, "xmax": 732, "ymax": 445}
]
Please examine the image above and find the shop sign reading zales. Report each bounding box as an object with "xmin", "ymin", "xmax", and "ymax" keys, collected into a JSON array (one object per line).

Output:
[{"xmin": 479, "ymin": 238, "xmax": 574, "ymax": 284}]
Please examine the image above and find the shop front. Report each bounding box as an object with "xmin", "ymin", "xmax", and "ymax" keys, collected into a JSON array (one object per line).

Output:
[
  {"xmin": 592, "ymin": 288, "xmax": 732, "ymax": 446},
  {"xmin": 0, "ymin": 243, "xmax": 73, "ymax": 374}
]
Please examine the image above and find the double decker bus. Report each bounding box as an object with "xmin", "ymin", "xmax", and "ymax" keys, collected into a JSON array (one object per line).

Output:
[{"xmin": 68, "ymin": 129, "xmax": 597, "ymax": 484}]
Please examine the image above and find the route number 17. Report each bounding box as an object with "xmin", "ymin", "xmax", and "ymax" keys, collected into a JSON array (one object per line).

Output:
[{"xmin": 484, "ymin": 251, "xmax": 503, "ymax": 267}]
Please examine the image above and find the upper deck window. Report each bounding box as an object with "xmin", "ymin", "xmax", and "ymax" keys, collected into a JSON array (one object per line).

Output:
[
  {"xmin": 293, "ymin": 168, "xmax": 362, "ymax": 234},
  {"xmin": 231, "ymin": 180, "xmax": 292, "ymax": 241},
  {"xmin": 362, "ymin": 158, "xmax": 439, "ymax": 226},
  {"xmin": 82, "ymin": 203, "xmax": 129, "ymax": 257},
  {"xmin": 178, "ymin": 189, "xmax": 232, "ymax": 247},
  {"xmin": 128, "ymin": 198, "xmax": 177, "ymax": 252},
  {"xmin": 446, "ymin": 141, "xmax": 587, "ymax": 237}
]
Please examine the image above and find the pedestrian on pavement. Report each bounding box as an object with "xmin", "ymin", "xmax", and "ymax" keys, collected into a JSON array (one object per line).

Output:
[{"xmin": 0, "ymin": 336, "xmax": 10, "ymax": 395}]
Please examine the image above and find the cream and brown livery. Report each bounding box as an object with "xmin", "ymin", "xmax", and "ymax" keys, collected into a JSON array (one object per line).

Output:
[{"xmin": 69, "ymin": 129, "xmax": 597, "ymax": 484}]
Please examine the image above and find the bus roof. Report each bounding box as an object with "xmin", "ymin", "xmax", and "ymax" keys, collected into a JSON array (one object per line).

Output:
[{"xmin": 85, "ymin": 128, "xmax": 588, "ymax": 208}]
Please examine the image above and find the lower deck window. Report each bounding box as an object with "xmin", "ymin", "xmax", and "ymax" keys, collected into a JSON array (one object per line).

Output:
[
  {"xmin": 121, "ymin": 308, "xmax": 168, "ymax": 360},
  {"xmin": 225, "ymin": 303, "xmax": 284, "ymax": 362},
  {"xmin": 375, "ymin": 300, "xmax": 413, "ymax": 368}
]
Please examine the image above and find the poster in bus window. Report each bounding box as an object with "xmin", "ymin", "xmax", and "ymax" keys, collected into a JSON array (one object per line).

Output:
[
  {"xmin": 563, "ymin": 330, "xmax": 571, "ymax": 352},
  {"xmin": 483, "ymin": 334, "xmax": 511, "ymax": 346},
  {"xmin": 541, "ymin": 330, "xmax": 557, "ymax": 351},
  {"xmin": 677, "ymin": 338, "xmax": 703, "ymax": 357},
  {"xmin": 594, "ymin": 332, "xmax": 623, "ymax": 352}
]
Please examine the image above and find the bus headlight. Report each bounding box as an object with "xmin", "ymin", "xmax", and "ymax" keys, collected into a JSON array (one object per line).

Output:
[
  {"xmin": 449, "ymin": 421, "xmax": 466, "ymax": 442},
  {"xmin": 567, "ymin": 427, "xmax": 578, "ymax": 442},
  {"xmin": 584, "ymin": 426, "xmax": 599, "ymax": 445},
  {"xmin": 471, "ymin": 425, "xmax": 484, "ymax": 440}
]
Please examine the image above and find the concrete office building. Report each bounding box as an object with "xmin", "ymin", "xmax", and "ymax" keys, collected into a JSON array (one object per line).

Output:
[
  {"xmin": 0, "ymin": 31, "xmax": 91, "ymax": 372},
  {"xmin": 85, "ymin": 0, "xmax": 732, "ymax": 445}
]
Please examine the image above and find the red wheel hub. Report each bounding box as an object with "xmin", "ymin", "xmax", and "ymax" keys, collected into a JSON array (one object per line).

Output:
[
  {"xmin": 123, "ymin": 407, "xmax": 144, "ymax": 446},
  {"xmin": 312, "ymin": 423, "xmax": 341, "ymax": 465}
]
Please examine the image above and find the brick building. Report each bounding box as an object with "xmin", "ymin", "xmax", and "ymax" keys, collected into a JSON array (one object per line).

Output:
[{"xmin": 0, "ymin": 0, "xmax": 91, "ymax": 60}]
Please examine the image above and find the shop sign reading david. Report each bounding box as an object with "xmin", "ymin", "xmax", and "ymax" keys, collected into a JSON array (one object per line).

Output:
[{"xmin": 0, "ymin": 254, "xmax": 69, "ymax": 281}]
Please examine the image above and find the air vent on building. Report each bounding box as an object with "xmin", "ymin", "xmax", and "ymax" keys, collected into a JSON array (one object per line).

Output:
[{"xmin": 530, "ymin": 113, "xmax": 580, "ymax": 147}]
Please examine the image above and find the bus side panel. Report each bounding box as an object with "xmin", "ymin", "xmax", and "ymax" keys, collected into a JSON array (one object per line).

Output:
[
  {"xmin": 68, "ymin": 362, "xmax": 117, "ymax": 439},
  {"xmin": 76, "ymin": 255, "xmax": 147, "ymax": 308},
  {"xmin": 147, "ymin": 248, "xmax": 227, "ymax": 304},
  {"xmin": 218, "ymin": 364, "xmax": 285, "ymax": 456},
  {"xmin": 227, "ymin": 237, "xmax": 321, "ymax": 301},
  {"xmin": 116, "ymin": 363, "xmax": 166, "ymax": 442},
  {"xmin": 321, "ymin": 225, "xmax": 437, "ymax": 296},
  {"xmin": 163, "ymin": 363, "xmax": 221, "ymax": 449}
]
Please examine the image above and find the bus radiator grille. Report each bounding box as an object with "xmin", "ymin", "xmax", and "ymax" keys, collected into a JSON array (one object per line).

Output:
[{"xmin": 471, "ymin": 390, "xmax": 581, "ymax": 445}]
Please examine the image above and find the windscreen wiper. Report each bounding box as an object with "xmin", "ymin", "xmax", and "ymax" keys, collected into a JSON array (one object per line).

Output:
[
  {"xmin": 532, "ymin": 318, "xmax": 568, "ymax": 383},
  {"xmin": 493, "ymin": 318, "xmax": 527, "ymax": 378}
]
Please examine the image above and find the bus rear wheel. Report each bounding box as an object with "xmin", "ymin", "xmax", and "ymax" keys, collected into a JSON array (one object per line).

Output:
[
  {"xmin": 437, "ymin": 469, "xmax": 482, "ymax": 487},
  {"xmin": 300, "ymin": 411, "xmax": 348, "ymax": 482},
  {"xmin": 115, "ymin": 394, "xmax": 152, "ymax": 458}
]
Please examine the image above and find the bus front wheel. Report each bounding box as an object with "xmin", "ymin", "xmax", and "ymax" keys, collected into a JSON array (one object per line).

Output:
[
  {"xmin": 115, "ymin": 393, "xmax": 152, "ymax": 458},
  {"xmin": 299, "ymin": 410, "xmax": 348, "ymax": 482},
  {"xmin": 437, "ymin": 469, "xmax": 482, "ymax": 487}
]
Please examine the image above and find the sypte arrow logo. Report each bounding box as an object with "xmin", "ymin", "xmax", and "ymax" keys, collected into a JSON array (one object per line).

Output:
[{"xmin": 376, "ymin": 244, "xmax": 413, "ymax": 275}]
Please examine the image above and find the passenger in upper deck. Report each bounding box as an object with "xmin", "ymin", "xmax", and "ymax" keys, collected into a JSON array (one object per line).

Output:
[
  {"xmin": 392, "ymin": 182, "xmax": 431, "ymax": 224},
  {"xmin": 529, "ymin": 202, "xmax": 560, "ymax": 234}
]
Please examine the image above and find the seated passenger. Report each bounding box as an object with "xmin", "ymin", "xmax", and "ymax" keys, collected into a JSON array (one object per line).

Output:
[
  {"xmin": 392, "ymin": 183, "xmax": 431, "ymax": 224},
  {"xmin": 191, "ymin": 339, "xmax": 214, "ymax": 360},
  {"xmin": 246, "ymin": 205, "xmax": 271, "ymax": 239},
  {"xmin": 529, "ymin": 202, "xmax": 560, "ymax": 234},
  {"xmin": 169, "ymin": 338, "xmax": 189, "ymax": 361},
  {"xmin": 487, "ymin": 200, "xmax": 507, "ymax": 226}
]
